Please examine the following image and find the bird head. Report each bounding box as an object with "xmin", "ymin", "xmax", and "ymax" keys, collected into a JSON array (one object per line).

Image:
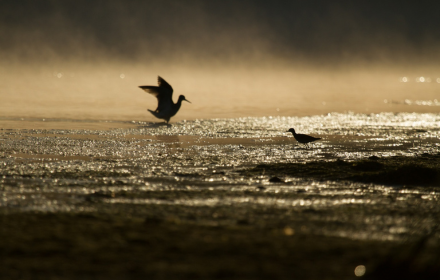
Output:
[
  {"xmin": 286, "ymin": 128, "xmax": 296, "ymax": 134},
  {"xmin": 179, "ymin": 95, "xmax": 191, "ymax": 103}
]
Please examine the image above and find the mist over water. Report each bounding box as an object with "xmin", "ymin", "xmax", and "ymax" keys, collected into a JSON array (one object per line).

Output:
[
  {"xmin": 1, "ymin": 1, "xmax": 440, "ymax": 124},
  {"xmin": 1, "ymin": 63, "xmax": 440, "ymax": 124},
  {"xmin": 1, "ymin": 1, "xmax": 440, "ymax": 123}
]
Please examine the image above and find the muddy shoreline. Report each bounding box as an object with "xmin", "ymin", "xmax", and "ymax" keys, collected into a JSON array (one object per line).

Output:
[
  {"xmin": 244, "ymin": 154, "xmax": 440, "ymax": 187},
  {"xmin": 1, "ymin": 204, "xmax": 439, "ymax": 280}
]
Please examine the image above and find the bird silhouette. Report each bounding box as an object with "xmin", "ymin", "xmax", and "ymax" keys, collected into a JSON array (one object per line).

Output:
[
  {"xmin": 286, "ymin": 128, "xmax": 321, "ymax": 148},
  {"xmin": 139, "ymin": 76, "xmax": 190, "ymax": 124}
]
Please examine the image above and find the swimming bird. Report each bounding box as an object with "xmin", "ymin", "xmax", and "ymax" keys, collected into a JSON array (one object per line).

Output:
[
  {"xmin": 139, "ymin": 76, "xmax": 190, "ymax": 124},
  {"xmin": 286, "ymin": 128, "xmax": 321, "ymax": 148}
]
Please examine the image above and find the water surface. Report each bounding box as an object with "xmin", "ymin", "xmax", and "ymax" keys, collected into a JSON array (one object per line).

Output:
[{"xmin": 1, "ymin": 113, "xmax": 439, "ymax": 243}]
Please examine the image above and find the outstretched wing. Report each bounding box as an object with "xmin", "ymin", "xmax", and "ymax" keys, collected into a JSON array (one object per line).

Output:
[
  {"xmin": 139, "ymin": 76, "xmax": 174, "ymax": 112},
  {"xmin": 158, "ymin": 76, "xmax": 173, "ymax": 96}
]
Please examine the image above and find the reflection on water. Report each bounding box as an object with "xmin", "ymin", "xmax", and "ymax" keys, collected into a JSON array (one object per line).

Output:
[
  {"xmin": 155, "ymin": 135, "xmax": 181, "ymax": 148},
  {"xmin": 1, "ymin": 112, "xmax": 440, "ymax": 243}
]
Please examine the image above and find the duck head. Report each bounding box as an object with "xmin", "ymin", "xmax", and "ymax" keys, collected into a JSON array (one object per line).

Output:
[
  {"xmin": 178, "ymin": 95, "xmax": 191, "ymax": 103},
  {"xmin": 286, "ymin": 128, "xmax": 296, "ymax": 134}
]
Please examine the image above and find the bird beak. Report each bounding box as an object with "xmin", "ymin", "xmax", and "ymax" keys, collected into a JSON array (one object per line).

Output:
[{"xmin": 184, "ymin": 99, "xmax": 191, "ymax": 104}]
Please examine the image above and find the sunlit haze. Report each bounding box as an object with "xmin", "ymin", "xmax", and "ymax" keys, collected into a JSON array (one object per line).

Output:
[
  {"xmin": 1, "ymin": 63, "xmax": 440, "ymax": 123},
  {"xmin": 1, "ymin": 1, "xmax": 439, "ymax": 124}
]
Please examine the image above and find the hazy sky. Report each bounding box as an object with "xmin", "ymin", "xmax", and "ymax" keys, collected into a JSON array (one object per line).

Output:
[
  {"xmin": 1, "ymin": 1, "xmax": 440, "ymax": 122},
  {"xmin": 1, "ymin": 0, "xmax": 440, "ymax": 66}
]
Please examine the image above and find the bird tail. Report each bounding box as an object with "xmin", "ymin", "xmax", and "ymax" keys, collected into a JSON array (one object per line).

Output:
[{"xmin": 148, "ymin": 109, "xmax": 159, "ymax": 117}]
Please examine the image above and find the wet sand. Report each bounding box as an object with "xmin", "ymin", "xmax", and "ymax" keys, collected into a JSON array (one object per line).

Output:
[
  {"xmin": 1, "ymin": 114, "xmax": 440, "ymax": 279},
  {"xmin": 3, "ymin": 212, "xmax": 434, "ymax": 280}
]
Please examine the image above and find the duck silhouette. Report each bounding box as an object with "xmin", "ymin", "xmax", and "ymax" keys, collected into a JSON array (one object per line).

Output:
[
  {"xmin": 139, "ymin": 76, "xmax": 190, "ymax": 124},
  {"xmin": 286, "ymin": 128, "xmax": 321, "ymax": 148}
]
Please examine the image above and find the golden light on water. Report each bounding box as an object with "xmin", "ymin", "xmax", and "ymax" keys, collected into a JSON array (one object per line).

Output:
[
  {"xmin": 283, "ymin": 227, "xmax": 295, "ymax": 236},
  {"xmin": 354, "ymin": 265, "xmax": 366, "ymax": 277},
  {"xmin": 399, "ymin": 76, "xmax": 408, "ymax": 82}
]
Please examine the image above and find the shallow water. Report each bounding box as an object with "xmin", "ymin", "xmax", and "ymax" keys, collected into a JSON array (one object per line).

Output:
[{"xmin": 1, "ymin": 112, "xmax": 439, "ymax": 244}]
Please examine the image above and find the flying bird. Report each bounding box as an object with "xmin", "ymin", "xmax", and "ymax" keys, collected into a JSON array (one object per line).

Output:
[
  {"xmin": 139, "ymin": 76, "xmax": 190, "ymax": 123},
  {"xmin": 286, "ymin": 128, "xmax": 321, "ymax": 148}
]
